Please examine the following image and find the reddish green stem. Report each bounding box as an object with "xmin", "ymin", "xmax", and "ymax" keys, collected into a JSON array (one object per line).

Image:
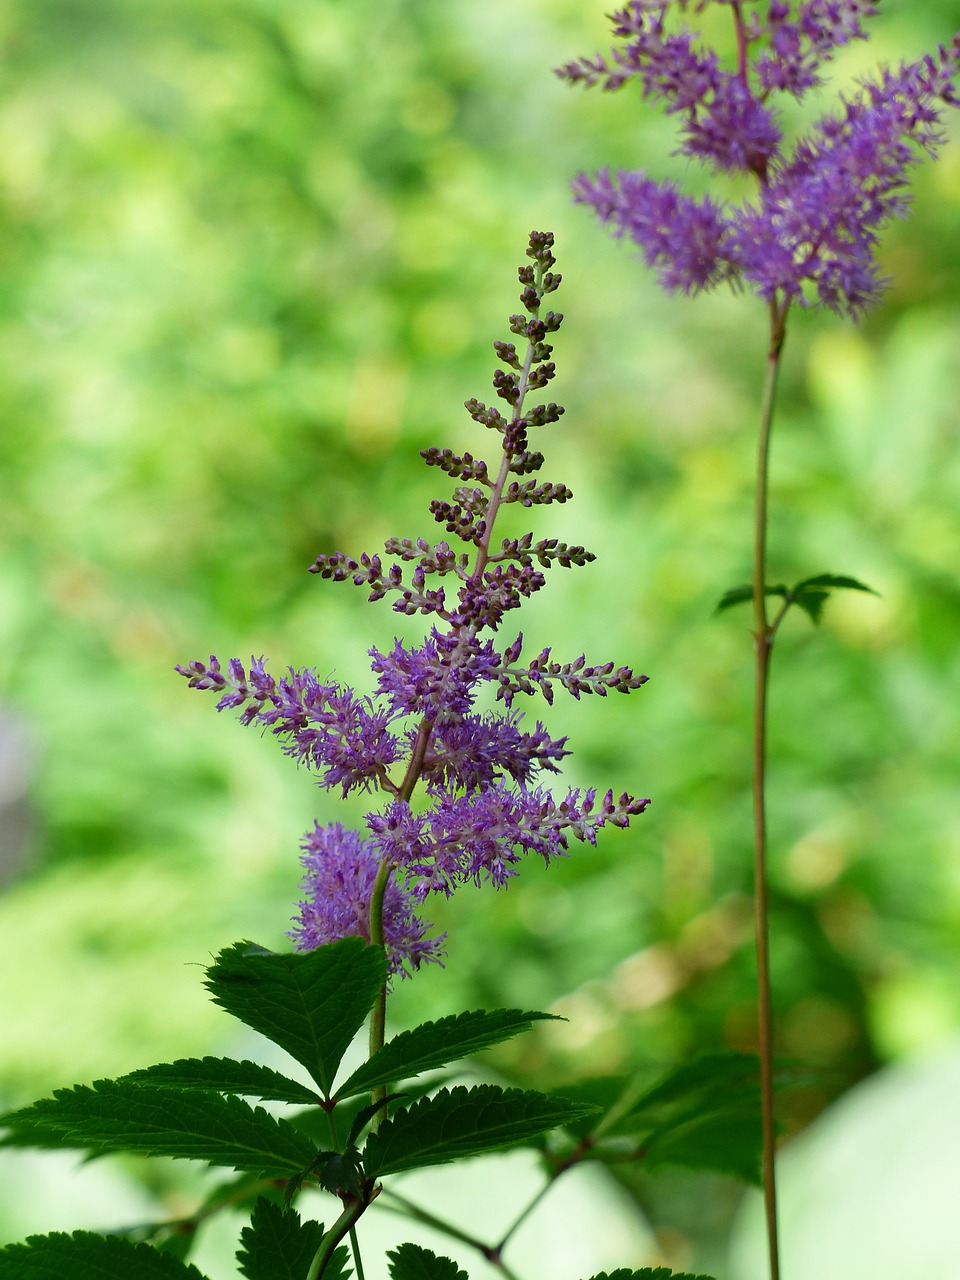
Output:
[{"xmin": 753, "ymin": 296, "xmax": 789, "ymax": 1280}]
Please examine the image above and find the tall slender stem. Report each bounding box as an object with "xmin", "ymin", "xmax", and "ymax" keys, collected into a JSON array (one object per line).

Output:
[
  {"xmin": 364, "ymin": 253, "xmax": 551, "ymax": 1104},
  {"xmin": 753, "ymin": 295, "xmax": 788, "ymax": 1280}
]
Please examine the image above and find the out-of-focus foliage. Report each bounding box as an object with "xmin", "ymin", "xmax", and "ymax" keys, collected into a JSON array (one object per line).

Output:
[{"xmin": 0, "ymin": 0, "xmax": 959, "ymax": 1272}]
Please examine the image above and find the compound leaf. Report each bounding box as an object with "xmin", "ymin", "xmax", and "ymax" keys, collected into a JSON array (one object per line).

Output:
[
  {"xmin": 119, "ymin": 1057, "xmax": 321, "ymax": 1106},
  {"xmin": 2, "ymin": 1082, "xmax": 316, "ymax": 1176},
  {"xmin": 0, "ymin": 1231, "xmax": 210, "ymax": 1280},
  {"xmin": 362, "ymin": 1085, "xmax": 597, "ymax": 1178},
  {"xmin": 205, "ymin": 939, "xmax": 386, "ymax": 1095},
  {"xmin": 338, "ymin": 1008, "xmax": 557, "ymax": 1100}
]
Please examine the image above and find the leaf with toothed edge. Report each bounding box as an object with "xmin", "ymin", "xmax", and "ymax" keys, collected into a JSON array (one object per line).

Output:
[
  {"xmin": 237, "ymin": 1198, "xmax": 350, "ymax": 1280},
  {"xmin": 580, "ymin": 1270, "xmax": 717, "ymax": 1280},
  {"xmin": 204, "ymin": 939, "xmax": 386, "ymax": 1095},
  {"xmin": 388, "ymin": 1243, "xmax": 469, "ymax": 1280},
  {"xmin": 1, "ymin": 1081, "xmax": 317, "ymax": 1175},
  {"xmin": 0, "ymin": 1232, "xmax": 211, "ymax": 1280},
  {"xmin": 337, "ymin": 1008, "xmax": 559, "ymax": 1100},
  {"xmin": 118, "ymin": 1057, "xmax": 321, "ymax": 1105},
  {"xmin": 361, "ymin": 1084, "xmax": 597, "ymax": 1177}
]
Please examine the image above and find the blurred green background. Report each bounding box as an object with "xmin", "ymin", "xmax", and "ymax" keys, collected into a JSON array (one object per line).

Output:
[{"xmin": 1, "ymin": 0, "xmax": 959, "ymax": 1274}]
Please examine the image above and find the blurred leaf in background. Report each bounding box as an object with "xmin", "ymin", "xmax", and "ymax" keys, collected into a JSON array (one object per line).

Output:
[{"xmin": 1, "ymin": 0, "xmax": 959, "ymax": 1272}]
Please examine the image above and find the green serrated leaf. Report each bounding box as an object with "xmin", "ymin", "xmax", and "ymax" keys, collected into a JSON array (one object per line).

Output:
[
  {"xmin": 793, "ymin": 572, "xmax": 879, "ymax": 594},
  {"xmin": 0, "ymin": 1231, "xmax": 210, "ymax": 1280},
  {"xmin": 236, "ymin": 1197, "xmax": 346, "ymax": 1280},
  {"xmin": 583, "ymin": 1269, "xmax": 716, "ymax": 1280},
  {"xmin": 2, "ymin": 1082, "xmax": 317, "ymax": 1176},
  {"xmin": 314, "ymin": 1148, "xmax": 365, "ymax": 1197},
  {"xmin": 715, "ymin": 584, "xmax": 787, "ymax": 614},
  {"xmin": 387, "ymin": 1242, "xmax": 469, "ymax": 1280},
  {"xmin": 119, "ymin": 1057, "xmax": 321, "ymax": 1105},
  {"xmin": 361, "ymin": 1085, "xmax": 597, "ymax": 1178},
  {"xmin": 338, "ymin": 1009, "xmax": 557, "ymax": 1100},
  {"xmin": 205, "ymin": 939, "xmax": 386, "ymax": 1095}
]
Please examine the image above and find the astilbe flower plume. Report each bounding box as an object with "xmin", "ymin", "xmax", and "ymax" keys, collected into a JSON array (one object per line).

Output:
[
  {"xmin": 178, "ymin": 233, "xmax": 650, "ymax": 976},
  {"xmin": 559, "ymin": 2, "xmax": 960, "ymax": 315}
]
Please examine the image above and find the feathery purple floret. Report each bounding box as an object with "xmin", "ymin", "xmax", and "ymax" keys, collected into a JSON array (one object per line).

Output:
[
  {"xmin": 178, "ymin": 233, "xmax": 650, "ymax": 977},
  {"xmin": 560, "ymin": 2, "xmax": 960, "ymax": 315},
  {"xmin": 289, "ymin": 823, "xmax": 445, "ymax": 975}
]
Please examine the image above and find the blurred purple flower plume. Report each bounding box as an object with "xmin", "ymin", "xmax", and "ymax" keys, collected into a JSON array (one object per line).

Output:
[{"xmin": 559, "ymin": 1, "xmax": 960, "ymax": 315}]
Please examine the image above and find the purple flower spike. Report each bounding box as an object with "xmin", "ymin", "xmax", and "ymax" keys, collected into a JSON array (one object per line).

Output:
[{"xmin": 180, "ymin": 234, "xmax": 650, "ymax": 976}]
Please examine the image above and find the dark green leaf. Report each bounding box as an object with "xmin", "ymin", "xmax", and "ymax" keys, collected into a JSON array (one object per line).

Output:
[
  {"xmin": 2, "ymin": 1082, "xmax": 317, "ymax": 1176},
  {"xmin": 311, "ymin": 1148, "xmax": 365, "ymax": 1197},
  {"xmin": 237, "ymin": 1197, "xmax": 347, "ymax": 1280},
  {"xmin": 626, "ymin": 1052, "xmax": 759, "ymax": 1118},
  {"xmin": 338, "ymin": 1008, "xmax": 557, "ymax": 1100},
  {"xmin": 0, "ymin": 1231, "xmax": 210, "ymax": 1280},
  {"xmin": 205, "ymin": 939, "xmax": 386, "ymax": 1095},
  {"xmin": 789, "ymin": 572, "xmax": 879, "ymax": 626},
  {"xmin": 345, "ymin": 1093, "xmax": 408, "ymax": 1148},
  {"xmin": 288, "ymin": 1080, "xmax": 440, "ymax": 1151},
  {"xmin": 387, "ymin": 1242, "xmax": 469, "ymax": 1280},
  {"xmin": 644, "ymin": 1105, "xmax": 763, "ymax": 1184},
  {"xmin": 715, "ymin": 584, "xmax": 787, "ymax": 614},
  {"xmin": 152, "ymin": 1233, "xmax": 195, "ymax": 1262},
  {"xmin": 611, "ymin": 1053, "xmax": 763, "ymax": 1179},
  {"xmin": 792, "ymin": 588, "xmax": 829, "ymax": 626},
  {"xmin": 544, "ymin": 1076, "xmax": 633, "ymax": 1140},
  {"xmin": 362, "ymin": 1085, "xmax": 597, "ymax": 1178},
  {"xmin": 793, "ymin": 573, "xmax": 879, "ymax": 594},
  {"xmin": 583, "ymin": 1270, "xmax": 716, "ymax": 1280},
  {"xmin": 119, "ymin": 1057, "xmax": 321, "ymax": 1105}
]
